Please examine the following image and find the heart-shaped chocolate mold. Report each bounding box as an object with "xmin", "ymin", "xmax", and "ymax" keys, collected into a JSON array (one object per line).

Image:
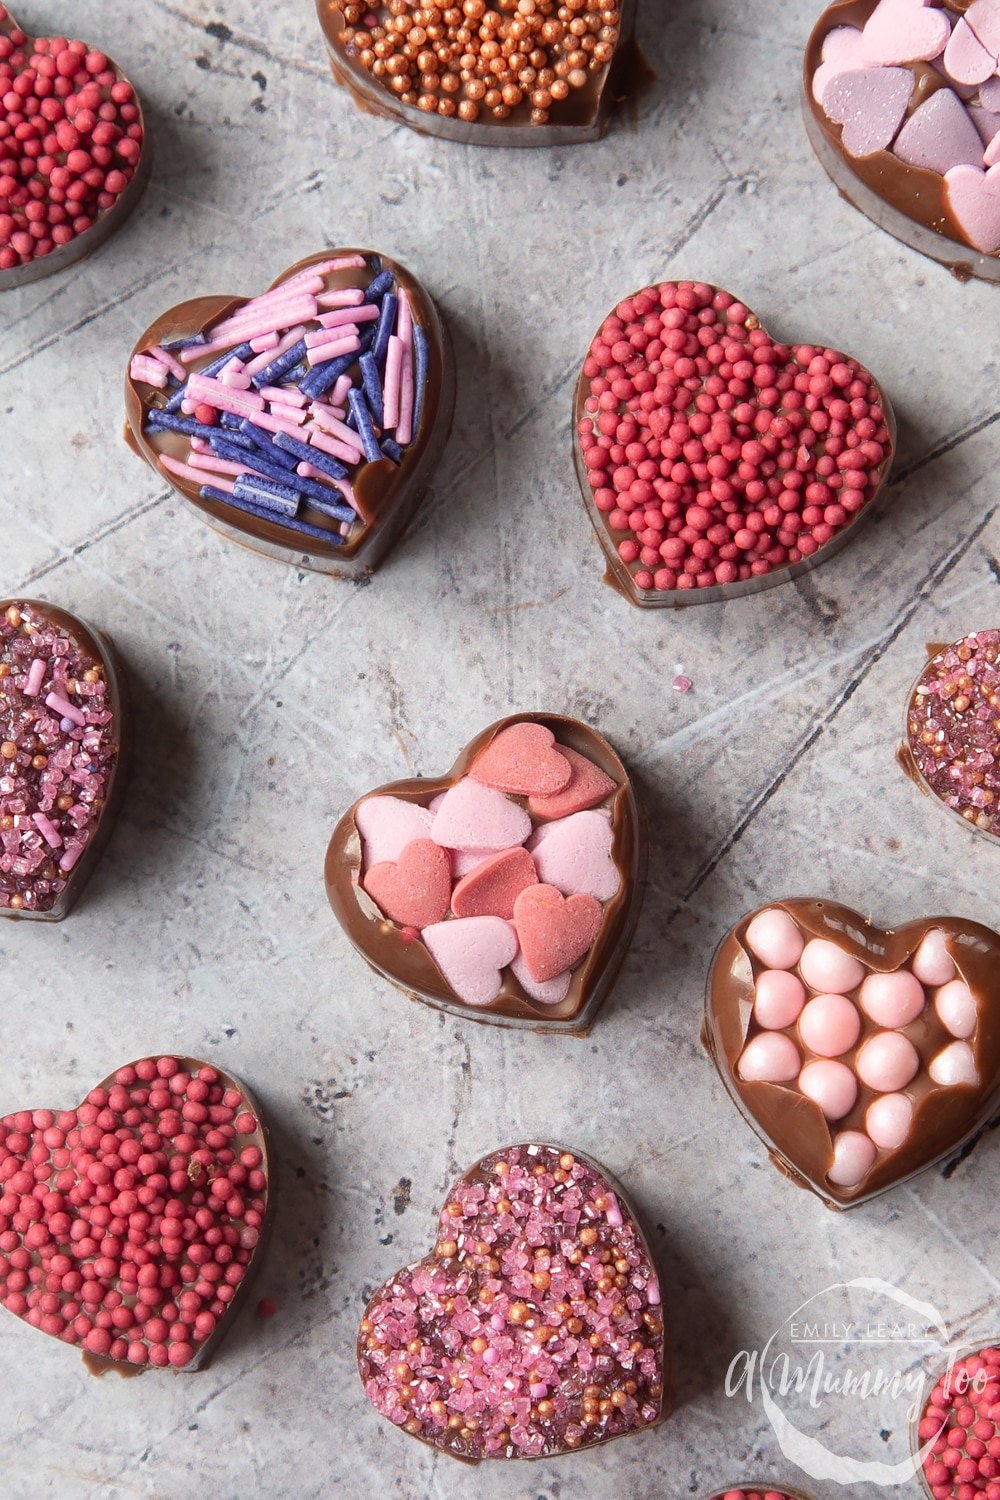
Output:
[
  {"xmin": 315, "ymin": 0, "xmax": 639, "ymax": 147},
  {"xmin": 0, "ymin": 1054, "xmax": 270, "ymax": 1372},
  {"xmin": 358, "ymin": 1142, "xmax": 665, "ymax": 1462},
  {"xmin": 900, "ymin": 628, "xmax": 1000, "ymax": 844},
  {"xmin": 0, "ymin": 599, "xmax": 128, "ymax": 921},
  {"xmin": 574, "ymin": 279, "xmax": 895, "ymax": 607},
  {"xmin": 325, "ymin": 714, "xmax": 644, "ymax": 1033},
  {"xmin": 703, "ymin": 899, "xmax": 1000, "ymax": 1208},
  {"xmin": 124, "ymin": 250, "xmax": 454, "ymax": 578},
  {"xmin": 804, "ymin": 1, "xmax": 1000, "ymax": 280},
  {"xmin": 0, "ymin": 5, "xmax": 149, "ymax": 291}
]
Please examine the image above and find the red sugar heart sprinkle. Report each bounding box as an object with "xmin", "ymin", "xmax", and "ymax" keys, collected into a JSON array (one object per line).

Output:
[
  {"xmin": 577, "ymin": 280, "xmax": 891, "ymax": 592},
  {"xmin": 917, "ymin": 1343, "xmax": 1000, "ymax": 1498},
  {"xmin": 0, "ymin": 1056, "xmax": 268, "ymax": 1369}
]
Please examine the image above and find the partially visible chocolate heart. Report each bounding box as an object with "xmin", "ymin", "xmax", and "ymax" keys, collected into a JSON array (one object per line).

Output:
[
  {"xmin": 325, "ymin": 714, "xmax": 645, "ymax": 1032},
  {"xmin": 0, "ymin": 599, "xmax": 128, "ymax": 921},
  {"xmin": 0, "ymin": 1055, "xmax": 271, "ymax": 1371},
  {"xmin": 124, "ymin": 250, "xmax": 454, "ymax": 578},
  {"xmin": 703, "ymin": 899, "xmax": 1000, "ymax": 1208},
  {"xmin": 574, "ymin": 279, "xmax": 894, "ymax": 607},
  {"xmin": 357, "ymin": 1142, "xmax": 665, "ymax": 1461}
]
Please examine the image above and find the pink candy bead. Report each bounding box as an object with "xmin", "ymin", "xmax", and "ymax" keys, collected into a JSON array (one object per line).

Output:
[
  {"xmin": 929, "ymin": 1041, "xmax": 979, "ymax": 1087},
  {"xmin": 799, "ymin": 938, "xmax": 866, "ymax": 994},
  {"xmin": 856, "ymin": 1031, "xmax": 920, "ymax": 1092},
  {"xmin": 798, "ymin": 992, "xmax": 862, "ymax": 1057},
  {"xmin": 745, "ymin": 908, "xmax": 805, "ymax": 970},
  {"xmin": 911, "ymin": 929, "xmax": 957, "ymax": 987},
  {"xmin": 753, "ymin": 969, "xmax": 807, "ymax": 1029},
  {"xmin": 859, "ymin": 970, "xmax": 926, "ymax": 1028},
  {"xmin": 738, "ymin": 1032, "xmax": 802, "ymax": 1083},
  {"xmin": 866, "ymin": 1092, "xmax": 914, "ymax": 1150},
  {"xmin": 934, "ymin": 979, "xmax": 978, "ymax": 1039},
  {"xmin": 828, "ymin": 1130, "xmax": 877, "ymax": 1187},
  {"xmin": 799, "ymin": 1059, "xmax": 858, "ymax": 1121}
]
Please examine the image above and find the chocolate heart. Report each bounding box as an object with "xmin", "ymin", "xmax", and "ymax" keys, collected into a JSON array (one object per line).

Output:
[
  {"xmin": 357, "ymin": 1142, "xmax": 665, "ymax": 1461},
  {"xmin": 124, "ymin": 250, "xmax": 454, "ymax": 578},
  {"xmin": 0, "ymin": 6, "xmax": 149, "ymax": 290},
  {"xmin": 0, "ymin": 1054, "xmax": 270, "ymax": 1371},
  {"xmin": 314, "ymin": 0, "xmax": 640, "ymax": 147},
  {"xmin": 574, "ymin": 279, "xmax": 895, "ymax": 607},
  {"xmin": 325, "ymin": 714, "xmax": 644, "ymax": 1032},
  {"xmin": 804, "ymin": 1, "xmax": 1000, "ymax": 279},
  {"xmin": 0, "ymin": 599, "xmax": 128, "ymax": 921},
  {"xmin": 703, "ymin": 899, "xmax": 1000, "ymax": 1208}
]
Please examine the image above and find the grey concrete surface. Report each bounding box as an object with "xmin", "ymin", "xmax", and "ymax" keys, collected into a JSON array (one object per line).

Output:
[{"xmin": 1, "ymin": 2, "xmax": 999, "ymax": 1497}]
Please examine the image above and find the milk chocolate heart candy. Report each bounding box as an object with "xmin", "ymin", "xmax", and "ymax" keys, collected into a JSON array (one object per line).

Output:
[
  {"xmin": 357, "ymin": 1142, "xmax": 665, "ymax": 1461},
  {"xmin": 315, "ymin": 0, "xmax": 639, "ymax": 147},
  {"xmin": 0, "ymin": 6, "xmax": 149, "ymax": 290},
  {"xmin": 325, "ymin": 713, "xmax": 644, "ymax": 1033},
  {"xmin": 703, "ymin": 899, "xmax": 1000, "ymax": 1209},
  {"xmin": 0, "ymin": 599, "xmax": 129, "ymax": 921},
  {"xmin": 574, "ymin": 279, "xmax": 895, "ymax": 607},
  {"xmin": 124, "ymin": 250, "xmax": 455, "ymax": 579},
  {"xmin": 804, "ymin": 1, "xmax": 1000, "ymax": 279},
  {"xmin": 0, "ymin": 1055, "xmax": 271, "ymax": 1372}
]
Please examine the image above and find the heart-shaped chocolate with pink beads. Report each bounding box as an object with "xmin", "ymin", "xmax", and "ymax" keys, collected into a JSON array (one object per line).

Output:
[
  {"xmin": 357, "ymin": 1142, "xmax": 666, "ymax": 1462},
  {"xmin": 703, "ymin": 899, "xmax": 1000, "ymax": 1208},
  {"xmin": 0, "ymin": 1055, "xmax": 270, "ymax": 1371},
  {"xmin": 325, "ymin": 714, "xmax": 644, "ymax": 1033},
  {"xmin": 574, "ymin": 279, "xmax": 894, "ymax": 607}
]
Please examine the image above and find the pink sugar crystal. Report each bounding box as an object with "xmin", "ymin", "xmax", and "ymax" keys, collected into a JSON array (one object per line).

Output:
[{"xmin": 906, "ymin": 630, "xmax": 1000, "ymax": 839}]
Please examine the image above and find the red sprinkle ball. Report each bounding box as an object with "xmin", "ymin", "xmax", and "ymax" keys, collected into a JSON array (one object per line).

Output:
[
  {"xmin": 576, "ymin": 280, "xmax": 892, "ymax": 593},
  {"xmin": 0, "ymin": 602, "xmax": 118, "ymax": 913},
  {"xmin": 918, "ymin": 1343, "xmax": 1000, "ymax": 1499},
  {"xmin": 0, "ymin": 1057, "xmax": 268, "ymax": 1369},
  {"xmin": 0, "ymin": 7, "xmax": 143, "ymax": 271},
  {"xmin": 907, "ymin": 630, "xmax": 1000, "ymax": 841}
]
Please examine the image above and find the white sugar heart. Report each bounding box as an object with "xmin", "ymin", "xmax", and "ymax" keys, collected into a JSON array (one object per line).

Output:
[
  {"xmin": 894, "ymin": 88, "xmax": 985, "ymax": 173},
  {"xmin": 861, "ymin": 0, "xmax": 952, "ymax": 67},
  {"xmin": 944, "ymin": 161, "xmax": 1000, "ymax": 249},
  {"xmin": 824, "ymin": 67, "xmax": 913, "ymax": 156},
  {"xmin": 527, "ymin": 810, "xmax": 620, "ymax": 902},
  {"xmin": 943, "ymin": 17, "xmax": 998, "ymax": 86},
  {"xmin": 356, "ymin": 795, "xmax": 434, "ymax": 868},
  {"xmin": 813, "ymin": 25, "xmax": 869, "ymax": 105},
  {"xmin": 430, "ymin": 777, "xmax": 531, "ymax": 852},
  {"xmin": 422, "ymin": 916, "xmax": 518, "ymax": 1005}
]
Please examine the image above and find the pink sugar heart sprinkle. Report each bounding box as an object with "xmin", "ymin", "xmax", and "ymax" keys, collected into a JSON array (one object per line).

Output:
[
  {"xmin": 823, "ymin": 66, "xmax": 914, "ymax": 158},
  {"xmin": 944, "ymin": 162, "xmax": 1000, "ymax": 251},
  {"xmin": 859, "ymin": 0, "xmax": 952, "ymax": 68}
]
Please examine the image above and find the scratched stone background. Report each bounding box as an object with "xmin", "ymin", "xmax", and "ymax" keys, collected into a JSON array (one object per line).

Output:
[{"xmin": 1, "ymin": 1, "xmax": 999, "ymax": 1497}]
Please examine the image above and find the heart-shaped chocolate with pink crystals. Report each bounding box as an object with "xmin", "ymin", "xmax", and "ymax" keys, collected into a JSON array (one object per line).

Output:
[
  {"xmin": 703, "ymin": 899, "xmax": 1000, "ymax": 1208},
  {"xmin": 325, "ymin": 714, "xmax": 644, "ymax": 1032},
  {"xmin": 357, "ymin": 1142, "xmax": 666, "ymax": 1462},
  {"xmin": 0, "ymin": 1055, "xmax": 270, "ymax": 1371}
]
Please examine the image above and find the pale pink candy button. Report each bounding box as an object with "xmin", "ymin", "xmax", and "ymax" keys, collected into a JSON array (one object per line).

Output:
[
  {"xmin": 934, "ymin": 978, "xmax": 978, "ymax": 1038},
  {"xmin": 856, "ymin": 1031, "xmax": 921, "ymax": 1092},
  {"xmin": 858, "ymin": 969, "xmax": 926, "ymax": 1028},
  {"xmin": 753, "ymin": 969, "xmax": 807, "ymax": 1030},
  {"xmin": 799, "ymin": 938, "xmax": 866, "ymax": 994},
  {"xmin": 799, "ymin": 993, "xmax": 862, "ymax": 1057},
  {"xmin": 828, "ymin": 1130, "xmax": 878, "ymax": 1188},
  {"xmin": 737, "ymin": 1032, "xmax": 801, "ymax": 1084},
  {"xmin": 911, "ymin": 929, "xmax": 957, "ymax": 986},
  {"xmin": 744, "ymin": 908, "xmax": 804, "ymax": 970},
  {"xmin": 866, "ymin": 1092, "xmax": 914, "ymax": 1150},
  {"xmin": 929, "ymin": 1040, "xmax": 979, "ymax": 1087},
  {"xmin": 799, "ymin": 1059, "xmax": 858, "ymax": 1121}
]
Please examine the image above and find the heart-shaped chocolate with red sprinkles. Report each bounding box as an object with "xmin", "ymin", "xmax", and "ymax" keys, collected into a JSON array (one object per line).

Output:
[
  {"xmin": 358, "ymin": 1142, "xmax": 666, "ymax": 1462},
  {"xmin": 0, "ymin": 1055, "xmax": 270, "ymax": 1371}
]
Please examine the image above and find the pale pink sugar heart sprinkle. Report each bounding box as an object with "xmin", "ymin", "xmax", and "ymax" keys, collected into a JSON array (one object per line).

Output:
[
  {"xmin": 945, "ymin": 161, "xmax": 1000, "ymax": 249},
  {"xmin": 860, "ymin": 0, "xmax": 952, "ymax": 68},
  {"xmin": 813, "ymin": 24, "xmax": 869, "ymax": 105}
]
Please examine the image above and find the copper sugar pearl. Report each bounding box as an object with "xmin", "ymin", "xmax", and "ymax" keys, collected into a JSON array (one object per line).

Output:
[
  {"xmin": 906, "ymin": 631, "xmax": 1000, "ymax": 842},
  {"xmin": 335, "ymin": 0, "xmax": 622, "ymax": 126}
]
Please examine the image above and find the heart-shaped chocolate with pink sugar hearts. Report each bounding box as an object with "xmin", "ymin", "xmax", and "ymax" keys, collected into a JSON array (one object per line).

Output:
[
  {"xmin": 574, "ymin": 279, "xmax": 895, "ymax": 607},
  {"xmin": 805, "ymin": 0, "xmax": 1000, "ymax": 278},
  {"xmin": 0, "ymin": 1055, "xmax": 270, "ymax": 1370},
  {"xmin": 358, "ymin": 1142, "xmax": 666, "ymax": 1462},
  {"xmin": 124, "ymin": 250, "xmax": 454, "ymax": 579},
  {"xmin": 703, "ymin": 899, "xmax": 1000, "ymax": 1208},
  {"xmin": 0, "ymin": 599, "xmax": 129, "ymax": 922},
  {"xmin": 325, "ymin": 714, "xmax": 645, "ymax": 1032}
]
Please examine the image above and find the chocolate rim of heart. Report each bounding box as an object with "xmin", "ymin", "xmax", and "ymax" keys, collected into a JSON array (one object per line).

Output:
[
  {"xmin": 325, "ymin": 713, "xmax": 645, "ymax": 1031},
  {"xmin": 802, "ymin": 0, "xmax": 1000, "ymax": 283},
  {"xmin": 898, "ymin": 633, "xmax": 1000, "ymax": 849},
  {"xmin": 908, "ymin": 1336, "xmax": 1000, "ymax": 1500},
  {"xmin": 0, "ymin": 1054, "xmax": 272, "ymax": 1375},
  {"xmin": 314, "ymin": 0, "xmax": 639, "ymax": 149},
  {"xmin": 0, "ymin": 8, "xmax": 151, "ymax": 294},
  {"xmin": 702, "ymin": 898, "xmax": 1000, "ymax": 1208},
  {"xmin": 0, "ymin": 599, "xmax": 130, "ymax": 923},
  {"xmin": 357, "ymin": 1140, "xmax": 667, "ymax": 1462},
  {"xmin": 572, "ymin": 280, "xmax": 897, "ymax": 610},
  {"xmin": 123, "ymin": 249, "xmax": 455, "ymax": 574}
]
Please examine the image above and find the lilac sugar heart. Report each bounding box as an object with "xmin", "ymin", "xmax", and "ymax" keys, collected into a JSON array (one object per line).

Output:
[
  {"xmin": 944, "ymin": 161, "xmax": 1000, "ymax": 249},
  {"xmin": 812, "ymin": 25, "xmax": 869, "ymax": 104},
  {"xmin": 944, "ymin": 17, "xmax": 998, "ymax": 87},
  {"xmin": 823, "ymin": 67, "xmax": 913, "ymax": 155},
  {"xmin": 967, "ymin": 0, "xmax": 1000, "ymax": 59},
  {"xmin": 893, "ymin": 87, "xmax": 985, "ymax": 172}
]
